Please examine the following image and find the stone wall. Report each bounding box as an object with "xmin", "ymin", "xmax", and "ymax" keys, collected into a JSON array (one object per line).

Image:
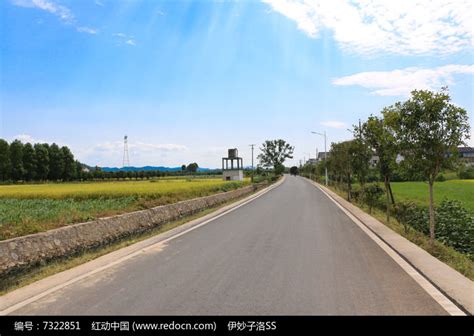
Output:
[{"xmin": 0, "ymin": 184, "xmax": 263, "ymax": 276}]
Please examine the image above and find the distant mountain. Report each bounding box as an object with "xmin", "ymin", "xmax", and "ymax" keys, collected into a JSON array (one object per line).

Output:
[{"xmin": 100, "ymin": 166, "xmax": 215, "ymax": 172}]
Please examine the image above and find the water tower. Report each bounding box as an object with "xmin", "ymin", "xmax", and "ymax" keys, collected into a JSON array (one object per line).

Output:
[{"xmin": 222, "ymin": 148, "xmax": 243, "ymax": 181}]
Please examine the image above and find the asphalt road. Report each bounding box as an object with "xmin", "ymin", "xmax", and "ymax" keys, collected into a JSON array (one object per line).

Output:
[{"xmin": 15, "ymin": 176, "xmax": 447, "ymax": 315}]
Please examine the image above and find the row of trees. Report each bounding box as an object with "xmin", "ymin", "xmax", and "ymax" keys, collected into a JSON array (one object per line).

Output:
[
  {"xmin": 0, "ymin": 140, "xmax": 79, "ymax": 182},
  {"xmin": 305, "ymin": 88, "xmax": 470, "ymax": 243}
]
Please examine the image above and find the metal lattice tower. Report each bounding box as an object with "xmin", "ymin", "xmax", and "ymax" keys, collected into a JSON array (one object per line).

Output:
[{"xmin": 123, "ymin": 135, "xmax": 130, "ymax": 167}]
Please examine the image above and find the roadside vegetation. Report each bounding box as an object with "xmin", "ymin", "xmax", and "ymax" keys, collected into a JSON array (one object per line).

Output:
[
  {"xmin": 0, "ymin": 178, "xmax": 250, "ymax": 241},
  {"xmin": 301, "ymin": 88, "xmax": 473, "ymax": 277}
]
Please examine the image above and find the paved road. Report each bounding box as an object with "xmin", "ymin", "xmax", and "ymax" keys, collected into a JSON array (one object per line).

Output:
[{"xmin": 15, "ymin": 176, "xmax": 447, "ymax": 315}]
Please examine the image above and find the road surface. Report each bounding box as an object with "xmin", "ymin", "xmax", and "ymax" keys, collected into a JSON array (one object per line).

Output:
[{"xmin": 14, "ymin": 176, "xmax": 447, "ymax": 315}]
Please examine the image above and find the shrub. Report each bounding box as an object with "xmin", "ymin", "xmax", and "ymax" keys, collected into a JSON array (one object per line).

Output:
[
  {"xmin": 435, "ymin": 174, "xmax": 446, "ymax": 182},
  {"xmin": 459, "ymin": 167, "xmax": 474, "ymax": 179},
  {"xmin": 393, "ymin": 201, "xmax": 430, "ymax": 235},
  {"xmin": 436, "ymin": 199, "xmax": 474, "ymax": 255},
  {"xmin": 362, "ymin": 184, "xmax": 384, "ymax": 214}
]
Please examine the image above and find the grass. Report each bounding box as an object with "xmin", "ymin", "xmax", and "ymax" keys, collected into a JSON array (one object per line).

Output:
[
  {"xmin": 327, "ymin": 184, "xmax": 474, "ymax": 280},
  {"xmin": 390, "ymin": 180, "xmax": 474, "ymax": 212},
  {"xmin": 0, "ymin": 194, "xmax": 251, "ymax": 295},
  {"xmin": 0, "ymin": 178, "xmax": 250, "ymax": 241}
]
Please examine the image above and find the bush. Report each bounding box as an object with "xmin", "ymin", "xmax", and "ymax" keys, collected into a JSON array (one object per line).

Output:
[
  {"xmin": 436, "ymin": 199, "xmax": 474, "ymax": 255},
  {"xmin": 459, "ymin": 167, "xmax": 474, "ymax": 179},
  {"xmin": 393, "ymin": 201, "xmax": 430, "ymax": 234},
  {"xmin": 435, "ymin": 174, "xmax": 446, "ymax": 182},
  {"xmin": 362, "ymin": 184, "xmax": 384, "ymax": 214}
]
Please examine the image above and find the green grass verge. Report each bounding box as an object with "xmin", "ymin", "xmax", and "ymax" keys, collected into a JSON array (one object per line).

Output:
[{"xmin": 328, "ymin": 185, "xmax": 474, "ymax": 281}]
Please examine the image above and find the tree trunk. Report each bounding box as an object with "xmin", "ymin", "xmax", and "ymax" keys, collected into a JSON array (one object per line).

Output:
[
  {"xmin": 428, "ymin": 180, "xmax": 435, "ymax": 244},
  {"xmin": 388, "ymin": 182, "xmax": 395, "ymax": 204},
  {"xmin": 384, "ymin": 176, "xmax": 390, "ymax": 223},
  {"xmin": 347, "ymin": 174, "xmax": 351, "ymax": 202}
]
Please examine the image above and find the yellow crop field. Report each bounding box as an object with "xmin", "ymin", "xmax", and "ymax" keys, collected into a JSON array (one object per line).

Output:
[
  {"xmin": 0, "ymin": 178, "xmax": 250, "ymax": 200},
  {"xmin": 0, "ymin": 178, "xmax": 250, "ymax": 240}
]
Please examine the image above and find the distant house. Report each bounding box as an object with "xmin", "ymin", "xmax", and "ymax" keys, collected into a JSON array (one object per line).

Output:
[
  {"xmin": 316, "ymin": 152, "xmax": 329, "ymax": 163},
  {"xmin": 457, "ymin": 147, "xmax": 474, "ymax": 167}
]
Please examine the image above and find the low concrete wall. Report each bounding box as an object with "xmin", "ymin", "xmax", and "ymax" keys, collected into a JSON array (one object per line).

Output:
[{"xmin": 0, "ymin": 184, "xmax": 263, "ymax": 276}]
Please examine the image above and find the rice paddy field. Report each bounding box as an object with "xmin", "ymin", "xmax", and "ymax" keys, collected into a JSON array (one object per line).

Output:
[{"xmin": 0, "ymin": 178, "xmax": 250, "ymax": 240}]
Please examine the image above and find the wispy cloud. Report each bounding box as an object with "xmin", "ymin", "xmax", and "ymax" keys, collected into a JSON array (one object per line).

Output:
[
  {"xmin": 332, "ymin": 64, "xmax": 474, "ymax": 96},
  {"xmin": 262, "ymin": 0, "xmax": 473, "ymax": 55},
  {"xmin": 320, "ymin": 121, "xmax": 348, "ymax": 129},
  {"xmin": 114, "ymin": 33, "xmax": 137, "ymax": 46},
  {"xmin": 12, "ymin": 0, "xmax": 74, "ymax": 23},
  {"xmin": 12, "ymin": 0, "xmax": 99, "ymax": 35},
  {"xmin": 76, "ymin": 26, "xmax": 98, "ymax": 34},
  {"xmin": 94, "ymin": 0, "xmax": 104, "ymax": 7}
]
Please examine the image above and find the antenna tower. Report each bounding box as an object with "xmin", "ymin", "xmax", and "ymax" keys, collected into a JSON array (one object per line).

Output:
[{"xmin": 123, "ymin": 135, "xmax": 130, "ymax": 167}]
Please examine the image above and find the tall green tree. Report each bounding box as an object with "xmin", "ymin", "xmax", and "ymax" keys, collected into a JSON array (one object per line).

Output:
[
  {"xmin": 61, "ymin": 146, "xmax": 76, "ymax": 181},
  {"xmin": 392, "ymin": 88, "xmax": 470, "ymax": 242},
  {"xmin": 34, "ymin": 143, "xmax": 49, "ymax": 180},
  {"xmin": 10, "ymin": 140, "xmax": 25, "ymax": 181},
  {"xmin": 186, "ymin": 162, "xmax": 199, "ymax": 173},
  {"xmin": 257, "ymin": 139, "xmax": 294, "ymax": 170},
  {"xmin": 75, "ymin": 160, "xmax": 83, "ymax": 180},
  {"xmin": 349, "ymin": 138, "xmax": 372, "ymax": 197},
  {"xmin": 22, "ymin": 142, "xmax": 37, "ymax": 181},
  {"xmin": 0, "ymin": 139, "xmax": 11, "ymax": 181},
  {"xmin": 359, "ymin": 113, "xmax": 398, "ymax": 223},
  {"xmin": 328, "ymin": 141, "xmax": 353, "ymax": 200},
  {"xmin": 48, "ymin": 143, "xmax": 64, "ymax": 180}
]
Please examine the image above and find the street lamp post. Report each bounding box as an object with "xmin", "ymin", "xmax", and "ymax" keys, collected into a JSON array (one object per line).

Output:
[
  {"xmin": 249, "ymin": 144, "xmax": 256, "ymax": 182},
  {"xmin": 311, "ymin": 131, "xmax": 328, "ymax": 186}
]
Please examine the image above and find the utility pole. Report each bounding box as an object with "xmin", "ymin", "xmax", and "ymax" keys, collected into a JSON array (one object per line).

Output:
[
  {"xmin": 249, "ymin": 144, "xmax": 256, "ymax": 182},
  {"xmin": 311, "ymin": 131, "xmax": 328, "ymax": 186}
]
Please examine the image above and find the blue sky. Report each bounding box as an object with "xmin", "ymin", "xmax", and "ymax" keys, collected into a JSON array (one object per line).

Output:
[{"xmin": 1, "ymin": 0, "xmax": 473, "ymax": 168}]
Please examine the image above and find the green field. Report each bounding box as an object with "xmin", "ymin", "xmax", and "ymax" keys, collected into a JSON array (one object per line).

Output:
[
  {"xmin": 0, "ymin": 178, "xmax": 250, "ymax": 240},
  {"xmin": 390, "ymin": 180, "xmax": 474, "ymax": 213}
]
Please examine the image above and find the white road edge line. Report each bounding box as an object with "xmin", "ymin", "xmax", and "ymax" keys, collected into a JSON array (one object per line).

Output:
[
  {"xmin": 310, "ymin": 180, "xmax": 465, "ymax": 316},
  {"xmin": 0, "ymin": 177, "xmax": 285, "ymax": 315}
]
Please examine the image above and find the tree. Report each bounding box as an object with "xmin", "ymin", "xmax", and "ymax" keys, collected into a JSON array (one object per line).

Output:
[
  {"xmin": 22, "ymin": 143, "xmax": 37, "ymax": 181},
  {"xmin": 48, "ymin": 143, "xmax": 64, "ymax": 180},
  {"xmin": 61, "ymin": 146, "xmax": 76, "ymax": 181},
  {"xmin": 328, "ymin": 141, "xmax": 353, "ymax": 200},
  {"xmin": 349, "ymin": 136, "xmax": 372, "ymax": 199},
  {"xmin": 0, "ymin": 139, "xmax": 11, "ymax": 181},
  {"xmin": 392, "ymin": 88, "xmax": 470, "ymax": 243},
  {"xmin": 186, "ymin": 163, "xmax": 199, "ymax": 173},
  {"xmin": 181, "ymin": 164, "xmax": 186, "ymax": 171},
  {"xmin": 359, "ymin": 113, "xmax": 398, "ymax": 223},
  {"xmin": 75, "ymin": 160, "xmax": 83, "ymax": 180},
  {"xmin": 34, "ymin": 143, "xmax": 49, "ymax": 181},
  {"xmin": 289, "ymin": 166, "xmax": 299, "ymax": 176},
  {"xmin": 10, "ymin": 140, "xmax": 25, "ymax": 181},
  {"xmin": 257, "ymin": 139, "xmax": 294, "ymax": 170}
]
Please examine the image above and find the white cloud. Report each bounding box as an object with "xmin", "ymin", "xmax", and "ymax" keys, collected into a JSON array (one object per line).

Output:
[
  {"xmin": 12, "ymin": 0, "xmax": 74, "ymax": 23},
  {"xmin": 332, "ymin": 64, "xmax": 474, "ymax": 96},
  {"xmin": 76, "ymin": 26, "xmax": 98, "ymax": 34},
  {"xmin": 320, "ymin": 121, "xmax": 348, "ymax": 129},
  {"xmin": 76, "ymin": 141, "xmax": 188, "ymax": 167},
  {"xmin": 94, "ymin": 0, "xmax": 104, "ymax": 7},
  {"xmin": 113, "ymin": 33, "xmax": 137, "ymax": 46},
  {"xmin": 262, "ymin": 0, "xmax": 473, "ymax": 55}
]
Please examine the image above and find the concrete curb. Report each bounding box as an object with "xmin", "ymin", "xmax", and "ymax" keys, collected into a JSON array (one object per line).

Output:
[
  {"xmin": 308, "ymin": 179, "xmax": 473, "ymax": 315},
  {"xmin": 0, "ymin": 176, "xmax": 285, "ymax": 315}
]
